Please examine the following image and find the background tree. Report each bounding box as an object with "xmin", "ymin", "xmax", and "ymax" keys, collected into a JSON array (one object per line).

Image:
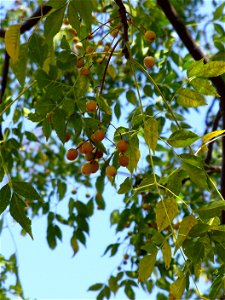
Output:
[{"xmin": 0, "ymin": 0, "xmax": 225, "ymax": 299}]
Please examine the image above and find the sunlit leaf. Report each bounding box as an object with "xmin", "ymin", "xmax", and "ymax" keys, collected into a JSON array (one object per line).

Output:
[
  {"xmin": 190, "ymin": 78, "xmax": 219, "ymax": 96},
  {"xmin": 162, "ymin": 240, "xmax": 171, "ymax": 269},
  {"xmin": 156, "ymin": 198, "xmax": 178, "ymax": 232},
  {"xmin": 144, "ymin": 117, "xmax": 158, "ymax": 151},
  {"xmin": 5, "ymin": 24, "xmax": 21, "ymax": 63},
  {"xmin": 202, "ymin": 129, "xmax": 225, "ymax": 144},
  {"xmin": 175, "ymin": 215, "xmax": 198, "ymax": 253},
  {"xmin": 177, "ymin": 88, "xmax": 207, "ymax": 107},
  {"xmin": 167, "ymin": 129, "xmax": 200, "ymax": 148},
  {"xmin": 169, "ymin": 274, "xmax": 186, "ymax": 300}
]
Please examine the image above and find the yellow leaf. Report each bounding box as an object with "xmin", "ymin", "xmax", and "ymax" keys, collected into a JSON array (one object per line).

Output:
[
  {"xmin": 5, "ymin": 24, "xmax": 21, "ymax": 63},
  {"xmin": 174, "ymin": 215, "xmax": 198, "ymax": 253},
  {"xmin": 138, "ymin": 248, "xmax": 157, "ymax": 282},
  {"xmin": 144, "ymin": 117, "xmax": 158, "ymax": 151},
  {"xmin": 162, "ymin": 240, "xmax": 171, "ymax": 269},
  {"xmin": 156, "ymin": 198, "xmax": 178, "ymax": 232},
  {"xmin": 202, "ymin": 129, "xmax": 225, "ymax": 144}
]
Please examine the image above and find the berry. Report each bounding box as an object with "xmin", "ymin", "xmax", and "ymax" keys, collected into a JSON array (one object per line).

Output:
[
  {"xmin": 119, "ymin": 155, "xmax": 129, "ymax": 167},
  {"xmin": 90, "ymin": 160, "xmax": 99, "ymax": 173},
  {"xmin": 144, "ymin": 30, "xmax": 156, "ymax": 42},
  {"xmin": 94, "ymin": 148, "xmax": 103, "ymax": 159},
  {"xmin": 123, "ymin": 254, "xmax": 129, "ymax": 260},
  {"xmin": 80, "ymin": 68, "xmax": 90, "ymax": 76},
  {"xmin": 81, "ymin": 163, "xmax": 92, "ymax": 175},
  {"xmin": 86, "ymin": 100, "xmax": 97, "ymax": 113},
  {"xmin": 77, "ymin": 141, "xmax": 86, "ymax": 154},
  {"xmin": 85, "ymin": 152, "xmax": 95, "ymax": 161},
  {"xmin": 76, "ymin": 57, "xmax": 85, "ymax": 68},
  {"xmin": 142, "ymin": 203, "xmax": 151, "ymax": 211},
  {"xmin": 116, "ymin": 140, "xmax": 129, "ymax": 153},
  {"xmin": 91, "ymin": 129, "xmax": 105, "ymax": 142},
  {"xmin": 81, "ymin": 141, "xmax": 93, "ymax": 154},
  {"xmin": 144, "ymin": 56, "xmax": 155, "ymax": 69},
  {"xmin": 106, "ymin": 165, "xmax": 117, "ymax": 177},
  {"xmin": 86, "ymin": 45, "xmax": 94, "ymax": 54},
  {"xmin": 66, "ymin": 148, "xmax": 78, "ymax": 161}
]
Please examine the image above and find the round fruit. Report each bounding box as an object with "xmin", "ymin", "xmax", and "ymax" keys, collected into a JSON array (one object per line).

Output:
[
  {"xmin": 91, "ymin": 129, "xmax": 105, "ymax": 142},
  {"xmin": 81, "ymin": 141, "xmax": 93, "ymax": 154},
  {"xmin": 142, "ymin": 203, "xmax": 151, "ymax": 211},
  {"xmin": 94, "ymin": 148, "xmax": 103, "ymax": 159},
  {"xmin": 85, "ymin": 152, "xmax": 95, "ymax": 161},
  {"xmin": 75, "ymin": 41, "xmax": 83, "ymax": 49},
  {"xmin": 116, "ymin": 140, "xmax": 129, "ymax": 153},
  {"xmin": 119, "ymin": 155, "xmax": 129, "ymax": 167},
  {"xmin": 144, "ymin": 30, "xmax": 156, "ymax": 42},
  {"xmin": 66, "ymin": 148, "xmax": 78, "ymax": 161},
  {"xmin": 90, "ymin": 160, "xmax": 99, "ymax": 173},
  {"xmin": 106, "ymin": 165, "xmax": 117, "ymax": 177},
  {"xmin": 76, "ymin": 57, "xmax": 85, "ymax": 68},
  {"xmin": 86, "ymin": 100, "xmax": 97, "ymax": 113},
  {"xmin": 80, "ymin": 68, "xmax": 90, "ymax": 76},
  {"xmin": 144, "ymin": 56, "xmax": 155, "ymax": 69},
  {"xmin": 86, "ymin": 45, "xmax": 94, "ymax": 54},
  {"xmin": 123, "ymin": 254, "xmax": 129, "ymax": 260},
  {"xmin": 81, "ymin": 163, "xmax": 92, "ymax": 175},
  {"xmin": 77, "ymin": 141, "xmax": 86, "ymax": 154}
]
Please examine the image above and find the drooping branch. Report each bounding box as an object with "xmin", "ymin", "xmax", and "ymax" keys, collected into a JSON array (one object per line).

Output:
[
  {"xmin": 114, "ymin": 0, "xmax": 130, "ymax": 59},
  {"xmin": 157, "ymin": 0, "xmax": 225, "ymax": 224}
]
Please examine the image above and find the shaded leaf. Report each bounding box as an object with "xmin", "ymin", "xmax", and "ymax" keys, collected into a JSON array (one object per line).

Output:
[
  {"xmin": 196, "ymin": 201, "xmax": 225, "ymax": 219},
  {"xmin": 156, "ymin": 198, "xmax": 178, "ymax": 232},
  {"xmin": 28, "ymin": 33, "xmax": 48, "ymax": 67},
  {"xmin": 161, "ymin": 240, "xmax": 171, "ymax": 269},
  {"xmin": 97, "ymin": 95, "xmax": 112, "ymax": 115},
  {"xmin": 177, "ymin": 88, "xmax": 207, "ymax": 107},
  {"xmin": 9, "ymin": 193, "xmax": 33, "ymax": 238},
  {"xmin": 71, "ymin": 235, "xmax": 79, "ymax": 257},
  {"xmin": 138, "ymin": 247, "xmax": 158, "ymax": 282},
  {"xmin": 44, "ymin": 6, "xmax": 66, "ymax": 40},
  {"xmin": 12, "ymin": 181, "xmax": 41, "ymax": 201},
  {"xmin": 0, "ymin": 184, "xmax": 11, "ymax": 215},
  {"xmin": 182, "ymin": 163, "xmax": 209, "ymax": 190},
  {"xmin": 67, "ymin": 0, "xmax": 80, "ymax": 35},
  {"xmin": 118, "ymin": 177, "xmax": 132, "ymax": 194},
  {"xmin": 5, "ymin": 24, "xmax": 21, "ymax": 63},
  {"xmin": 88, "ymin": 283, "xmax": 104, "ymax": 291},
  {"xmin": 52, "ymin": 108, "xmax": 66, "ymax": 143},
  {"xmin": 11, "ymin": 43, "xmax": 28, "ymax": 87}
]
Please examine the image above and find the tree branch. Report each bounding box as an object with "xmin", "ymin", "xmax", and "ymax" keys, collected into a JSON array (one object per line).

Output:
[{"xmin": 157, "ymin": 0, "xmax": 225, "ymax": 224}]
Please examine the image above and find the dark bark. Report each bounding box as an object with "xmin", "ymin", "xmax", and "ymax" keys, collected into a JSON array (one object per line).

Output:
[{"xmin": 157, "ymin": 0, "xmax": 225, "ymax": 224}]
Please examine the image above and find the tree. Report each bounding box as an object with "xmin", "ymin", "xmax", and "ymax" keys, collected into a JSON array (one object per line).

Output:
[{"xmin": 0, "ymin": 0, "xmax": 225, "ymax": 298}]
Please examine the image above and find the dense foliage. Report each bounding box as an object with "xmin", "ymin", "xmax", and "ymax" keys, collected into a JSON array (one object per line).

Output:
[{"xmin": 0, "ymin": 0, "xmax": 225, "ymax": 299}]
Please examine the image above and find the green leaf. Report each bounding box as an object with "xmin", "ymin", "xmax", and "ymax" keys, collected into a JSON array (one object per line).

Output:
[
  {"xmin": 118, "ymin": 177, "xmax": 132, "ymax": 194},
  {"xmin": 11, "ymin": 43, "xmax": 28, "ymax": 87},
  {"xmin": 209, "ymin": 274, "xmax": 225, "ymax": 299},
  {"xmin": 108, "ymin": 276, "xmax": 118, "ymax": 294},
  {"xmin": 180, "ymin": 153, "xmax": 204, "ymax": 168},
  {"xmin": 190, "ymin": 78, "xmax": 219, "ymax": 96},
  {"xmin": 67, "ymin": 0, "xmax": 81, "ymax": 35},
  {"xmin": 74, "ymin": 0, "xmax": 97, "ymax": 32},
  {"xmin": 44, "ymin": 6, "xmax": 66, "ymax": 40},
  {"xmin": 47, "ymin": 223, "xmax": 57, "ymax": 249},
  {"xmin": 196, "ymin": 201, "xmax": 225, "ymax": 219},
  {"xmin": 213, "ymin": 2, "xmax": 225, "ymax": 20},
  {"xmin": 144, "ymin": 117, "xmax": 158, "ymax": 151},
  {"xmin": 9, "ymin": 193, "xmax": 33, "ymax": 238},
  {"xmin": 71, "ymin": 235, "xmax": 79, "ymax": 257},
  {"xmin": 107, "ymin": 65, "xmax": 117, "ymax": 80},
  {"xmin": 182, "ymin": 163, "xmax": 209, "ymax": 190},
  {"xmin": 133, "ymin": 175, "xmax": 155, "ymax": 193},
  {"xmin": 138, "ymin": 247, "xmax": 157, "ymax": 282},
  {"xmin": 167, "ymin": 168, "xmax": 186, "ymax": 195},
  {"xmin": 126, "ymin": 90, "xmax": 137, "ymax": 105},
  {"xmin": 5, "ymin": 24, "xmax": 21, "ymax": 63},
  {"xmin": 177, "ymin": 88, "xmax": 207, "ymax": 107},
  {"xmin": 156, "ymin": 198, "xmax": 178, "ymax": 232},
  {"xmin": 167, "ymin": 129, "xmax": 200, "ymax": 148},
  {"xmin": 0, "ymin": 184, "xmax": 11, "ymax": 215},
  {"xmin": 188, "ymin": 59, "xmax": 225, "ymax": 78},
  {"xmin": 52, "ymin": 108, "xmax": 66, "ymax": 143},
  {"xmin": 12, "ymin": 181, "xmax": 41, "ymax": 201},
  {"xmin": 88, "ymin": 283, "xmax": 104, "ymax": 291},
  {"xmin": 174, "ymin": 215, "xmax": 198, "ymax": 253},
  {"xmin": 28, "ymin": 33, "xmax": 49, "ymax": 67},
  {"xmin": 161, "ymin": 240, "xmax": 171, "ymax": 269},
  {"xmin": 202, "ymin": 129, "xmax": 225, "ymax": 144},
  {"xmin": 57, "ymin": 180, "xmax": 67, "ymax": 200},
  {"xmin": 126, "ymin": 134, "xmax": 140, "ymax": 173},
  {"xmin": 42, "ymin": 117, "xmax": 52, "ymax": 140},
  {"xmin": 169, "ymin": 275, "xmax": 186, "ymax": 300},
  {"xmin": 97, "ymin": 95, "xmax": 112, "ymax": 115}
]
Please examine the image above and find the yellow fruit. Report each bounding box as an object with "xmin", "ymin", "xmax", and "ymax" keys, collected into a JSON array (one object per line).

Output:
[
  {"xmin": 144, "ymin": 30, "xmax": 156, "ymax": 42},
  {"xmin": 144, "ymin": 56, "xmax": 155, "ymax": 69},
  {"xmin": 116, "ymin": 140, "xmax": 129, "ymax": 153},
  {"xmin": 106, "ymin": 165, "xmax": 117, "ymax": 176},
  {"xmin": 86, "ymin": 100, "xmax": 97, "ymax": 113},
  {"xmin": 66, "ymin": 148, "xmax": 78, "ymax": 161}
]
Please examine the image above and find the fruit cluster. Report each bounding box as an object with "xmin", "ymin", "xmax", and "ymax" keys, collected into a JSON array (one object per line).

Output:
[
  {"xmin": 65, "ymin": 100, "xmax": 130, "ymax": 177},
  {"xmin": 143, "ymin": 30, "xmax": 156, "ymax": 69}
]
